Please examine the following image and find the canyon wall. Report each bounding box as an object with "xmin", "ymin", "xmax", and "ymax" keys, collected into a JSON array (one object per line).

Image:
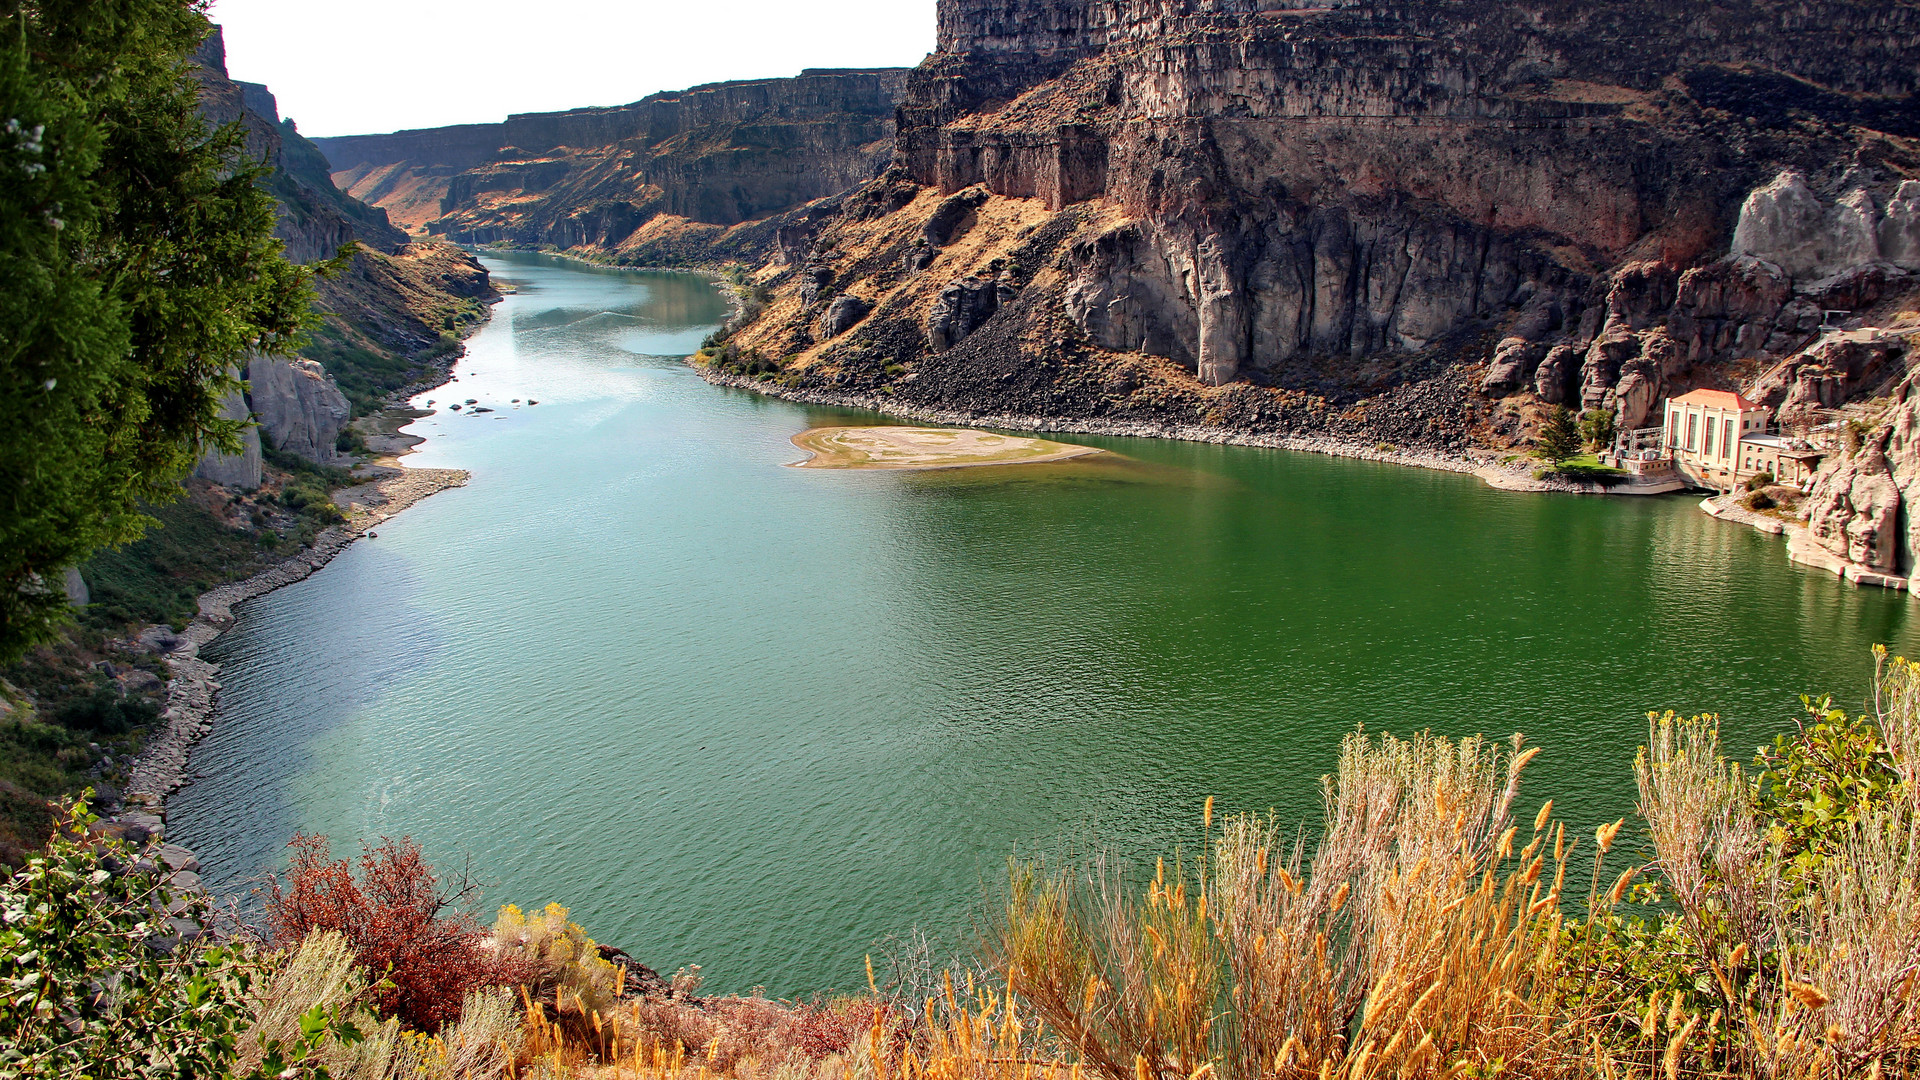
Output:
[
  {"xmin": 699, "ymin": 0, "xmax": 1918, "ymax": 464},
  {"xmin": 293, "ymin": 2, "xmax": 1920, "ymax": 579},
  {"xmin": 191, "ymin": 28, "xmax": 497, "ymax": 486},
  {"xmin": 316, "ymin": 70, "xmax": 911, "ymax": 260}
]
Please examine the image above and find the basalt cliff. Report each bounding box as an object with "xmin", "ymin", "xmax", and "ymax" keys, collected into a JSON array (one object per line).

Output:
[
  {"xmin": 704, "ymin": 0, "xmax": 1917, "ymax": 434},
  {"xmin": 327, "ymin": 0, "xmax": 1920, "ymax": 578},
  {"xmin": 191, "ymin": 29, "xmax": 497, "ymax": 489},
  {"xmin": 718, "ymin": 0, "xmax": 1920, "ymax": 576},
  {"xmin": 316, "ymin": 70, "xmax": 910, "ymax": 265}
]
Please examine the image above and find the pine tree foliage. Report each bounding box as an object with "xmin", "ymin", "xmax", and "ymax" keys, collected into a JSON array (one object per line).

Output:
[
  {"xmin": 0, "ymin": 0, "xmax": 316, "ymax": 660},
  {"xmin": 1537, "ymin": 405, "xmax": 1581, "ymax": 463}
]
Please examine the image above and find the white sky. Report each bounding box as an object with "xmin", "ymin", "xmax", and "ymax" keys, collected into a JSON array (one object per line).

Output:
[{"xmin": 208, "ymin": 0, "xmax": 938, "ymax": 138}]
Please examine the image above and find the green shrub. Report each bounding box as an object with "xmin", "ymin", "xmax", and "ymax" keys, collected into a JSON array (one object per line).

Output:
[
  {"xmin": 1752, "ymin": 693, "xmax": 1904, "ymax": 885},
  {"xmin": 1536, "ymin": 405, "xmax": 1580, "ymax": 462},
  {"xmin": 698, "ymin": 343, "xmax": 783, "ymax": 379},
  {"xmin": 0, "ymin": 798, "xmax": 357, "ymax": 1079},
  {"xmin": 81, "ymin": 498, "xmax": 276, "ymax": 631},
  {"xmin": 51, "ymin": 685, "xmax": 159, "ymax": 735},
  {"xmin": 0, "ymin": 720, "xmax": 97, "ymax": 865}
]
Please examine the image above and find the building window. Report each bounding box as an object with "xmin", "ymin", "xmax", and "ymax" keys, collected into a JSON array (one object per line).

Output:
[
  {"xmin": 1703, "ymin": 415, "xmax": 1715, "ymax": 457},
  {"xmin": 1723, "ymin": 419, "xmax": 1734, "ymax": 459},
  {"xmin": 1687, "ymin": 413, "xmax": 1698, "ymax": 452}
]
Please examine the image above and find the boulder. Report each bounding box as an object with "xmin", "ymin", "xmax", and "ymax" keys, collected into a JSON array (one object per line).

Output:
[
  {"xmin": 1803, "ymin": 440, "xmax": 1902, "ymax": 572},
  {"xmin": 1801, "ymin": 374, "xmax": 1920, "ymax": 574},
  {"xmin": 116, "ymin": 669, "xmax": 163, "ymax": 694},
  {"xmin": 154, "ymin": 843, "xmax": 200, "ymax": 874},
  {"xmin": 928, "ymin": 275, "xmax": 1016, "ymax": 352},
  {"xmin": 136, "ymin": 627, "xmax": 183, "ymax": 654},
  {"xmin": 1610, "ymin": 354, "xmax": 1663, "ymax": 430},
  {"xmin": 1581, "ymin": 319, "xmax": 1638, "ymax": 408},
  {"xmin": 798, "ymin": 263, "xmax": 836, "ymax": 308},
  {"xmin": 248, "ymin": 356, "xmax": 350, "ymax": 465},
  {"xmin": 597, "ymin": 944, "xmax": 672, "ymax": 999},
  {"xmin": 193, "ymin": 385, "xmax": 262, "ymax": 490},
  {"xmin": 1533, "ymin": 344, "xmax": 1579, "ymax": 405},
  {"xmin": 820, "ymin": 295, "xmax": 872, "ymax": 338},
  {"xmin": 922, "ymin": 186, "xmax": 991, "ymax": 248},
  {"xmin": 1603, "ymin": 262, "xmax": 1680, "ymax": 331},
  {"xmin": 1479, "ymin": 336, "xmax": 1542, "ymax": 396}
]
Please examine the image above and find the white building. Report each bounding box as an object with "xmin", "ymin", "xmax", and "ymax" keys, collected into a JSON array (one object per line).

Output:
[{"xmin": 1662, "ymin": 389, "xmax": 1822, "ymax": 490}]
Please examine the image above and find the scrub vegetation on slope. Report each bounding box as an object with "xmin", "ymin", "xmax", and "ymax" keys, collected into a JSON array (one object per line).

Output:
[{"xmin": 12, "ymin": 651, "xmax": 1920, "ymax": 1078}]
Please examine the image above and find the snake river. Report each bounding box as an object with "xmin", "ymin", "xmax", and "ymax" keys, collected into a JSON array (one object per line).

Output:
[{"xmin": 170, "ymin": 251, "xmax": 1920, "ymax": 996}]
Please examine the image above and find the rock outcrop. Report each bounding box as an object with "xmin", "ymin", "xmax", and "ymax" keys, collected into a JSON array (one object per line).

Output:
[
  {"xmin": 317, "ymin": 70, "xmax": 911, "ymax": 261},
  {"xmin": 687, "ymin": 0, "xmax": 1920, "ymax": 458},
  {"xmin": 193, "ymin": 28, "xmax": 406, "ymax": 262},
  {"xmin": 190, "ymin": 355, "xmax": 351, "ymax": 480},
  {"xmin": 1800, "ymin": 374, "xmax": 1920, "ymax": 577},
  {"xmin": 820, "ymin": 295, "xmax": 872, "ymax": 339},
  {"xmin": 247, "ymin": 357, "xmax": 351, "ymax": 464},
  {"xmin": 193, "ymin": 385, "xmax": 264, "ymax": 489},
  {"xmin": 929, "ymin": 275, "xmax": 1018, "ymax": 352},
  {"xmin": 1751, "ymin": 331, "xmax": 1907, "ymax": 424},
  {"xmin": 1734, "ymin": 171, "xmax": 1920, "ymax": 280}
]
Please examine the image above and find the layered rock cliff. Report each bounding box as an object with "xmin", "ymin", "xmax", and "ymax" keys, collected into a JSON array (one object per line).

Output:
[
  {"xmin": 316, "ymin": 70, "xmax": 910, "ymax": 263},
  {"xmin": 295, "ymin": 2, "xmax": 1920, "ymax": 578},
  {"xmin": 190, "ymin": 28, "xmax": 497, "ymax": 486},
  {"xmin": 191, "ymin": 357, "xmax": 351, "ymax": 487},
  {"xmin": 692, "ymin": 0, "xmax": 1919, "ymax": 465},
  {"xmin": 194, "ymin": 30, "xmax": 406, "ymax": 263}
]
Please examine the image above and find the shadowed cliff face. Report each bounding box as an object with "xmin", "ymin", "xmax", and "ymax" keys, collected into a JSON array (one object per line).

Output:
[
  {"xmin": 316, "ymin": 71, "xmax": 910, "ymax": 261},
  {"xmin": 194, "ymin": 29, "xmax": 407, "ymax": 263},
  {"xmin": 705, "ymin": 0, "xmax": 1920, "ymax": 461},
  {"xmin": 190, "ymin": 28, "xmax": 497, "ymax": 487}
]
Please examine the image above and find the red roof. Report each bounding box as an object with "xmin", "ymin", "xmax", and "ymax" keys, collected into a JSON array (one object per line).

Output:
[{"xmin": 1670, "ymin": 388, "xmax": 1765, "ymax": 412}]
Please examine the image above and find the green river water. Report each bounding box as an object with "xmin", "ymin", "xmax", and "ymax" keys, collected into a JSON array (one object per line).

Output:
[{"xmin": 170, "ymin": 251, "xmax": 1920, "ymax": 995}]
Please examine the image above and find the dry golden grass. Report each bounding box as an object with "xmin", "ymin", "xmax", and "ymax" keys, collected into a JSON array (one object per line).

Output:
[
  {"xmin": 244, "ymin": 658, "xmax": 1920, "ymax": 1080},
  {"xmin": 1620, "ymin": 698, "xmax": 1920, "ymax": 1080},
  {"xmin": 1000, "ymin": 732, "xmax": 1577, "ymax": 1080}
]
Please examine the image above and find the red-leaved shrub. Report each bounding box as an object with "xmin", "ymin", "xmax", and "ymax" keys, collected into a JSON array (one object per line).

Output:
[{"xmin": 267, "ymin": 833, "xmax": 534, "ymax": 1031}]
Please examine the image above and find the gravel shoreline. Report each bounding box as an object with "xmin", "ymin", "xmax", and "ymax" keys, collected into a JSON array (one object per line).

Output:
[
  {"xmin": 694, "ymin": 367, "xmax": 1660, "ymax": 495},
  {"xmin": 698, "ymin": 368, "xmax": 1489, "ymax": 475}
]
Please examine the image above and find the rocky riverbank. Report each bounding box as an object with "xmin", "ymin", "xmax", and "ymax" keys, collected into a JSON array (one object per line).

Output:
[
  {"xmin": 78, "ymin": 458, "xmax": 463, "ymax": 943},
  {"xmin": 698, "ymin": 365, "xmax": 1703, "ymax": 498},
  {"xmin": 699, "ymin": 365, "xmax": 1486, "ymax": 474},
  {"xmin": 1701, "ymin": 491, "xmax": 1913, "ymax": 591}
]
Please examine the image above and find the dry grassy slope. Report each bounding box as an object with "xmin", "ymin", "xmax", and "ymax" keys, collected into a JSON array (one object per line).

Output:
[
  {"xmin": 725, "ymin": 177, "xmax": 1509, "ymax": 451},
  {"xmin": 713, "ymin": 0, "xmax": 1920, "ymax": 457},
  {"xmin": 333, "ymin": 161, "xmax": 455, "ymax": 234},
  {"xmin": 304, "ymin": 241, "xmax": 496, "ymax": 415}
]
